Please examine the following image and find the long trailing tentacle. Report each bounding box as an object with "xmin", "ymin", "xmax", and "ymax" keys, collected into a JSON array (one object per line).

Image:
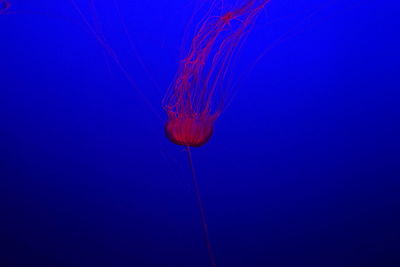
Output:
[
  {"xmin": 68, "ymin": 0, "xmax": 162, "ymax": 122},
  {"xmin": 186, "ymin": 146, "xmax": 217, "ymax": 267}
]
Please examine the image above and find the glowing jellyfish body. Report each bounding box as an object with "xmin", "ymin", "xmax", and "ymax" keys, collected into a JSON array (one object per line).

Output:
[{"xmin": 163, "ymin": 0, "xmax": 270, "ymax": 147}]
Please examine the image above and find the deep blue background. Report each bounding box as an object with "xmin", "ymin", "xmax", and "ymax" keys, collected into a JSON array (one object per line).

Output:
[{"xmin": 1, "ymin": 0, "xmax": 399, "ymax": 266}]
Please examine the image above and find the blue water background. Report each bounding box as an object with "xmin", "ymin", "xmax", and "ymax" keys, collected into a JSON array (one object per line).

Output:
[{"xmin": 1, "ymin": 0, "xmax": 399, "ymax": 266}]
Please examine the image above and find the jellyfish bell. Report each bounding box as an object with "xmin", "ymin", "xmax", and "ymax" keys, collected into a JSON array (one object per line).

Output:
[{"xmin": 164, "ymin": 113, "xmax": 218, "ymax": 147}]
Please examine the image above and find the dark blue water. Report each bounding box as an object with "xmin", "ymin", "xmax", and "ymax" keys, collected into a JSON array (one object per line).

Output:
[{"xmin": 1, "ymin": 1, "xmax": 399, "ymax": 266}]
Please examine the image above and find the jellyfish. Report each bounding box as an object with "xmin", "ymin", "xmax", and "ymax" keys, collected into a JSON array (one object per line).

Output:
[
  {"xmin": 3, "ymin": 1, "xmax": 270, "ymax": 266},
  {"xmin": 163, "ymin": 2, "xmax": 270, "ymax": 267},
  {"xmin": 163, "ymin": 0, "xmax": 270, "ymax": 147}
]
